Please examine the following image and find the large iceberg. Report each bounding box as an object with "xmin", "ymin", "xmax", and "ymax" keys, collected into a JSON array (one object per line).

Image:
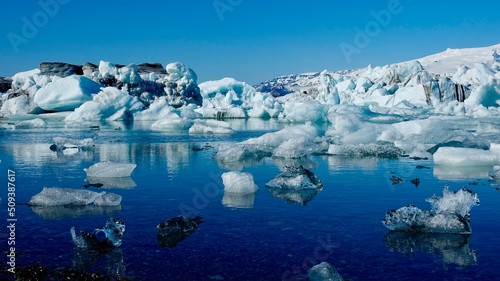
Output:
[
  {"xmin": 34, "ymin": 75, "xmax": 102, "ymax": 111},
  {"xmin": 28, "ymin": 187, "xmax": 122, "ymax": 207},
  {"xmin": 383, "ymin": 186, "xmax": 480, "ymax": 234}
]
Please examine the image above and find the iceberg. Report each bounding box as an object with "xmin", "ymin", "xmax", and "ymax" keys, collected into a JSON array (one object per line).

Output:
[
  {"xmin": 383, "ymin": 186, "xmax": 480, "ymax": 234},
  {"xmin": 266, "ymin": 166, "xmax": 323, "ymax": 190},
  {"xmin": 71, "ymin": 217, "xmax": 125, "ymax": 250},
  {"xmin": 34, "ymin": 75, "xmax": 102, "ymax": 111},
  {"xmin": 14, "ymin": 118, "xmax": 47, "ymax": 129},
  {"xmin": 188, "ymin": 119, "xmax": 235, "ymax": 134},
  {"xmin": 489, "ymin": 165, "xmax": 500, "ymax": 179},
  {"xmin": 27, "ymin": 187, "xmax": 122, "ymax": 207},
  {"xmin": 221, "ymin": 171, "xmax": 258, "ymax": 194},
  {"xmin": 433, "ymin": 145, "xmax": 500, "ymax": 166},
  {"xmin": 308, "ymin": 262, "xmax": 345, "ymax": 281},
  {"xmin": 157, "ymin": 216, "xmax": 204, "ymax": 247},
  {"xmin": 50, "ymin": 137, "xmax": 94, "ymax": 152},
  {"xmin": 84, "ymin": 162, "xmax": 137, "ymax": 178}
]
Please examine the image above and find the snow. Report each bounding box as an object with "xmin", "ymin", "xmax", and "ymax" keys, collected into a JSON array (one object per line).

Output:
[
  {"xmin": 28, "ymin": 187, "xmax": 122, "ymax": 207},
  {"xmin": 221, "ymin": 171, "xmax": 259, "ymax": 194},
  {"xmin": 84, "ymin": 162, "xmax": 137, "ymax": 178},
  {"xmin": 34, "ymin": 75, "xmax": 102, "ymax": 111},
  {"xmin": 433, "ymin": 145, "xmax": 500, "ymax": 166}
]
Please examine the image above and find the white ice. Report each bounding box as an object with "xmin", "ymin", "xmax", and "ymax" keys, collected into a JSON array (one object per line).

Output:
[
  {"xmin": 489, "ymin": 165, "xmax": 500, "ymax": 179},
  {"xmin": 28, "ymin": 187, "xmax": 122, "ymax": 207},
  {"xmin": 433, "ymin": 144, "xmax": 500, "ymax": 166},
  {"xmin": 189, "ymin": 119, "xmax": 235, "ymax": 134},
  {"xmin": 34, "ymin": 75, "xmax": 102, "ymax": 111},
  {"xmin": 221, "ymin": 171, "xmax": 259, "ymax": 194},
  {"xmin": 14, "ymin": 118, "xmax": 47, "ymax": 129},
  {"xmin": 84, "ymin": 162, "xmax": 137, "ymax": 178}
]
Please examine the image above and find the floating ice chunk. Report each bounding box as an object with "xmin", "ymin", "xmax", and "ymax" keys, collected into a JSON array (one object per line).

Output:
[
  {"xmin": 14, "ymin": 118, "xmax": 47, "ymax": 129},
  {"xmin": 34, "ymin": 76, "xmax": 101, "ymax": 111},
  {"xmin": 51, "ymin": 137, "xmax": 94, "ymax": 151},
  {"xmin": 189, "ymin": 119, "xmax": 235, "ymax": 134},
  {"xmin": 308, "ymin": 262, "xmax": 345, "ymax": 281},
  {"xmin": 151, "ymin": 117, "xmax": 193, "ymax": 131},
  {"xmin": 84, "ymin": 162, "xmax": 137, "ymax": 178},
  {"xmin": 221, "ymin": 171, "xmax": 258, "ymax": 194},
  {"xmin": 433, "ymin": 147, "xmax": 500, "ymax": 166},
  {"xmin": 489, "ymin": 165, "xmax": 500, "ymax": 179},
  {"xmin": 383, "ymin": 186, "xmax": 479, "ymax": 234},
  {"xmin": 327, "ymin": 144, "xmax": 404, "ymax": 158},
  {"xmin": 157, "ymin": 216, "xmax": 204, "ymax": 247},
  {"xmin": 266, "ymin": 166, "xmax": 323, "ymax": 190},
  {"xmin": 71, "ymin": 217, "xmax": 125, "ymax": 250},
  {"xmin": 27, "ymin": 187, "xmax": 122, "ymax": 207}
]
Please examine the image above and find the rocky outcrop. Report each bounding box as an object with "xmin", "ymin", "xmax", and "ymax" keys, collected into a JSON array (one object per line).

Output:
[
  {"xmin": 137, "ymin": 63, "xmax": 167, "ymax": 75},
  {"xmin": 0, "ymin": 77, "xmax": 12, "ymax": 93},
  {"xmin": 39, "ymin": 62, "xmax": 83, "ymax": 77}
]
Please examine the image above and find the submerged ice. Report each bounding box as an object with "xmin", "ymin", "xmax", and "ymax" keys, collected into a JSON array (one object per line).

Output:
[
  {"xmin": 71, "ymin": 217, "xmax": 125, "ymax": 250},
  {"xmin": 383, "ymin": 186, "xmax": 480, "ymax": 234}
]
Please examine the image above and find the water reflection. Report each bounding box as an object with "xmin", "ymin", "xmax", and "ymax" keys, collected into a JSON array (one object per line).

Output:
[
  {"xmin": 265, "ymin": 186, "xmax": 321, "ymax": 206},
  {"xmin": 222, "ymin": 191, "xmax": 257, "ymax": 208},
  {"xmin": 434, "ymin": 166, "xmax": 491, "ymax": 181},
  {"xmin": 30, "ymin": 205, "xmax": 122, "ymax": 220},
  {"xmin": 72, "ymin": 248, "xmax": 127, "ymax": 279},
  {"xmin": 384, "ymin": 232, "xmax": 477, "ymax": 268},
  {"xmin": 86, "ymin": 177, "xmax": 137, "ymax": 189}
]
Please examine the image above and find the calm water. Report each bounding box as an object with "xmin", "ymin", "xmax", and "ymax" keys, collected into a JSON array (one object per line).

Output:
[{"xmin": 1, "ymin": 119, "xmax": 499, "ymax": 280}]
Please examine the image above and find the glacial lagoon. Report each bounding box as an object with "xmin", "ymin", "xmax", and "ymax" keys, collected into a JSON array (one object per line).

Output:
[{"xmin": 1, "ymin": 119, "xmax": 500, "ymax": 280}]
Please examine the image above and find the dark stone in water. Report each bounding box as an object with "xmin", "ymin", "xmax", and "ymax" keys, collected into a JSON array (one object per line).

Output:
[
  {"xmin": 416, "ymin": 165, "xmax": 431, "ymax": 169},
  {"xmin": 409, "ymin": 156, "xmax": 428, "ymax": 161},
  {"xmin": 39, "ymin": 62, "xmax": 83, "ymax": 77},
  {"xmin": 390, "ymin": 175, "xmax": 403, "ymax": 185},
  {"xmin": 157, "ymin": 216, "xmax": 203, "ymax": 247},
  {"xmin": 84, "ymin": 183, "xmax": 104, "ymax": 188},
  {"xmin": 410, "ymin": 177, "xmax": 420, "ymax": 187}
]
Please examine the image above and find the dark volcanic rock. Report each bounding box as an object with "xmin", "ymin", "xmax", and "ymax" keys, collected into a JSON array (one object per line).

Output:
[
  {"xmin": 0, "ymin": 77, "xmax": 12, "ymax": 93},
  {"xmin": 137, "ymin": 63, "xmax": 166, "ymax": 74},
  {"xmin": 39, "ymin": 62, "xmax": 83, "ymax": 77}
]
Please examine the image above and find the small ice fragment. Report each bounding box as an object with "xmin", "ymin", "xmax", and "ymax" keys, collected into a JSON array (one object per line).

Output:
[
  {"xmin": 27, "ymin": 187, "xmax": 121, "ymax": 207},
  {"xmin": 71, "ymin": 218, "xmax": 125, "ymax": 250},
  {"xmin": 266, "ymin": 166, "xmax": 323, "ymax": 190},
  {"xmin": 221, "ymin": 171, "xmax": 258, "ymax": 194},
  {"xmin": 383, "ymin": 186, "xmax": 479, "ymax": 234},
  {"xmin": 157, "ymin": 216, "xmax": 204, "ymax": 247},
  {"xmin": 84, "ymin": 162, "xmax": 137, "ymax": 178},
  {"xmin": 489, "ymin": 165, "xmax": 500, "ymax": 179},
  {"xmin": 308, "ymin": 262, "xmax": 345, "ymax": 281}
]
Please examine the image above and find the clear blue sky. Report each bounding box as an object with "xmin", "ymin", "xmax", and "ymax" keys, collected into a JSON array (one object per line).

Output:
[{"xmin": 1, "ymin": 0, "xmax": 500, "ymax": 85}]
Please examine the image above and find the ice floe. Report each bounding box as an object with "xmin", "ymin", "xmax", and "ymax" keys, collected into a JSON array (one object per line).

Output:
[
  {"xmin": 221, "ymin": 171, "xmax": 258, "ymax": 194},
  {"xmin": 28, "ymin": 187, "xmax": 122, "ymax": 207}
]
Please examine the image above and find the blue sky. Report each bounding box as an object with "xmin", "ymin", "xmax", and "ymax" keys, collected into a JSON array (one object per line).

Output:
[{"xmin": 1, "ymin": 0, "xmax": 500, "ymax": 84}]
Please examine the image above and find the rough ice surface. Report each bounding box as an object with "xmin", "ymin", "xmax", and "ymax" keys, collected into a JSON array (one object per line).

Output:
[
  {"xmin": 433, "ymin": 145, "xmax": 500, "ymax": 166},
  {"xmin": 308, "ymin": 262, "xmax": 345, "ymax": 281},
  {"xmin": 84, "ymin": 162, "xmax": 137, "ymax": 178},
  {"xmin": 157, "ymin": 216, "xmax": 203, "ymax": 247},
  {"xmin": 34, "ymin": 75, "xmax": 101, "ymax": 111},
  {"xmin": 188, "ymin": 119, "xmax": 235, "ymax": 134},
  {"xmin": 28, "ymin": 187, "xmax": 122, "ymax": 207},
  {"xmin": 266, "ymin": 166, "xmax": 323, "ymax": 190},
  {"xmin": 51, "ymin": 137, "xmax": 94, "ymax": 151},
  {"xmin": 383, "ymin": 186, "xmax": 480, "ymax": 234},
  {"xmin": 14, "ymin": 118, "xmax": 47, "ymax": 129},
  {"xmin": 65, "ymin": 87, "xmax": 144, "ymax": 122},
  {"xmin": 221, "ymin": 171, "xmax": 259, "ymax": 194},
  {"xmin": 214, "ymin": 123, "xmax": 323, "ymax": 163},
  {"xmin": 489, "ymin": 165, "xmax": 500, "ymax": 179},
  {"xmin": 71, "ymin": 217, "xmax": 125, "ymax": 250}
]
